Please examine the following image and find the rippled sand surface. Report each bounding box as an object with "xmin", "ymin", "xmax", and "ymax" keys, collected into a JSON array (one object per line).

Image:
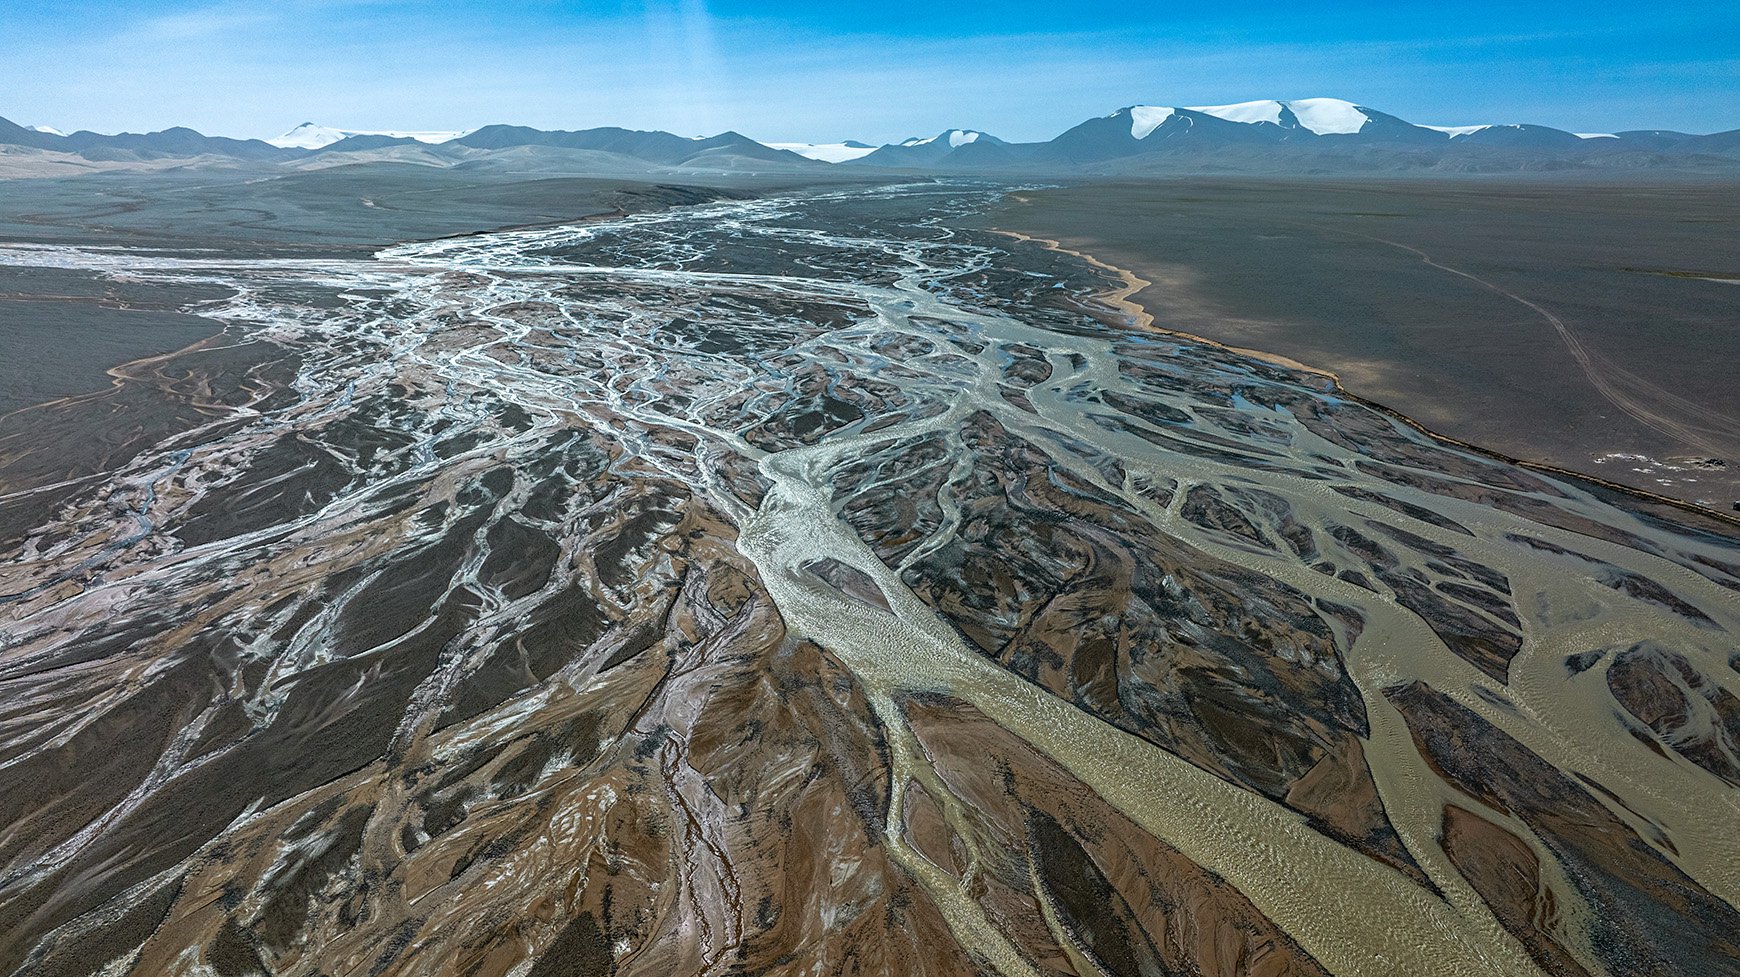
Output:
[{"xmin": 1, "ymin": 185, "xmax": 1737, "ymax": 976}]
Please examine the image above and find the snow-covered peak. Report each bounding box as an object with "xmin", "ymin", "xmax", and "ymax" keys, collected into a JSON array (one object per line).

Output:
[
  {"xmin": 27, "ymin": 124, "xmax": 65, "ymax": 136},
  {"xmin": 900, "ymin": 129, "xmax": 984, "ymax": 148},
  {"xmin": 1186, "ymin": 100, "xmax": 1286, "ymax": 126},
  {"xmin": 1284, "ymin": 98, "xmax": 1370, "ymax": 135},
  {"xmin": 1421, "ymin": 124, "xmax": 1492, "ymax": 138},
  {"xmin": 1126, "ymin": 106, "xmax": 1176, "ymax": 139},
  {"xmin": 267, "ymin": 122, "xmax": 471, "ymax": 150},
  {"xmin": 1180, "ymin": 98, "xmax": 1370, "ymax": 134},
  {"xmin": 1575, "ymin": 132, "xmax": 1618, "ymax": 139},
  {"xmin": 766, "ymin": 142, "xmax": 878, "ymax": 163}
]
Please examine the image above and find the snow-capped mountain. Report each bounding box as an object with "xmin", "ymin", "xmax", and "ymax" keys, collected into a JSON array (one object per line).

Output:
[
  {"xmin": 1103, "ymin": 99, "xmax": 1434, "ymax": 144},
  {"xmin": 1415, "ymin": 122, "xmax": 1585, "ymax": 148},
  {"xmin": 1089, "ymin": 101, "xmax": 1605, "ymax": 152},
  {"xmin": 27, "ymin": 124, "xmax": 64, "ymax": 136},
  {"xmin": 268, "ymin": 123, "xmax": 472, "ymax": 150},
  {"xmin": 764, "ymin": 99, "xmax": 1703, "ymax": 170},
  {"xmin": 1421, "ymin": 124, "xmax": 1491, "ymax": 139},
  {"xmin": 1206, "ymin": 98, "xmax": 1369, "ymax": 133},
  {"xmin": 846, "ymin": 130, "xmax": 1007, "ymax": 167},
  {"xmin": 984, "ymin": 98, "xmax": 1632, "ymax": 169},
  {"xmin": 765, "ymin": 141, "xmax": 877, "ymax": 163},
  {"xmin": 900, "ymin": 130, "xmax": 986, "ymax": 148}
]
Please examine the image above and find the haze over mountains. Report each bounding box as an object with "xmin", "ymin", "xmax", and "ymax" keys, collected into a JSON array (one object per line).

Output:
[
  {"xmin": 268, "ymin": 123, "xmax": 473, "ymax": 151},
  {"xmin": 4, "ymin": 98, "xmax": 1737, "ymax": 177}
]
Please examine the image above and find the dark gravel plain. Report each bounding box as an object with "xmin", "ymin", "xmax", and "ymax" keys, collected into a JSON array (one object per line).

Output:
[{"xmin": 985, "ymin": 176, "xmax": 1740, "ymax": 509}]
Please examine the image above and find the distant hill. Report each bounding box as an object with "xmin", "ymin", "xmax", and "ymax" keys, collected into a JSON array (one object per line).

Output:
[
  {"xmin": 0, "ymin": 119, "xmax": 286, "ymax": 162},
  {"xmin": 450, "ymin": 126, "xmax": 814, "ymax": 168}
]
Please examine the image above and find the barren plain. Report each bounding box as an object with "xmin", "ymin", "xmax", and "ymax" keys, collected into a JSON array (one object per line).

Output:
[{"xmin": 988, "ymin": 178, "xmax": 1740, "ymax": 510}]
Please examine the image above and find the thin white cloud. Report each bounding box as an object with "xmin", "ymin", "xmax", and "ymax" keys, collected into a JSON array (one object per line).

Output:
[{"xmin": 131, "ymin": 6, "xmax": 274, "ymax": 40}]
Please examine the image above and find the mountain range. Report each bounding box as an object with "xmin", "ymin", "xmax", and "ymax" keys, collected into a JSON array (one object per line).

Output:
[{"xmin": 5, "ymin": 99, "xmax": 1737, "ymax": 177}]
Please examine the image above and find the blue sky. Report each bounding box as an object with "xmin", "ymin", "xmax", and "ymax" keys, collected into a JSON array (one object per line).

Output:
[{"xmin": 2, "ymin": 1, "xmax": 1735, "ymax": 142}]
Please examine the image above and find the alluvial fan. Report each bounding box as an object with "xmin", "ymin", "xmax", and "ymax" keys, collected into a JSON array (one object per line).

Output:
[{"xmin": 0, "ymin": 184, "xmax": 1737, "ymax": 977}]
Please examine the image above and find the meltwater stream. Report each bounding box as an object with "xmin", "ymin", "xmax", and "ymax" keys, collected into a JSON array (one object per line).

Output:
[{"xmin": 1, "ymin": 184, "xmax": 1737, "ymax": 976}]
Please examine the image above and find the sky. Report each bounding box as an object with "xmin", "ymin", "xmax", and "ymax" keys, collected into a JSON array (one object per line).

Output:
[{"xmin": 2, "ymin": 1, "xmax": 1736, "ymax": 143}]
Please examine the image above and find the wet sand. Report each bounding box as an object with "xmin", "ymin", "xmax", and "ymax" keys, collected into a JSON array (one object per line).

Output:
[
  {"xmin": 984, "ymin": 178, "xmax": 1740, "ymax": 510},
  {"xmin": 0, "ymin": 269, "xmax": 230, "ymax": 415}
]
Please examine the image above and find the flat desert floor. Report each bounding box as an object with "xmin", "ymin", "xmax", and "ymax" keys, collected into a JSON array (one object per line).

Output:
[{"xmin": 986, "ymin": 178, "xmax": 1740, "ymax": 511}]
